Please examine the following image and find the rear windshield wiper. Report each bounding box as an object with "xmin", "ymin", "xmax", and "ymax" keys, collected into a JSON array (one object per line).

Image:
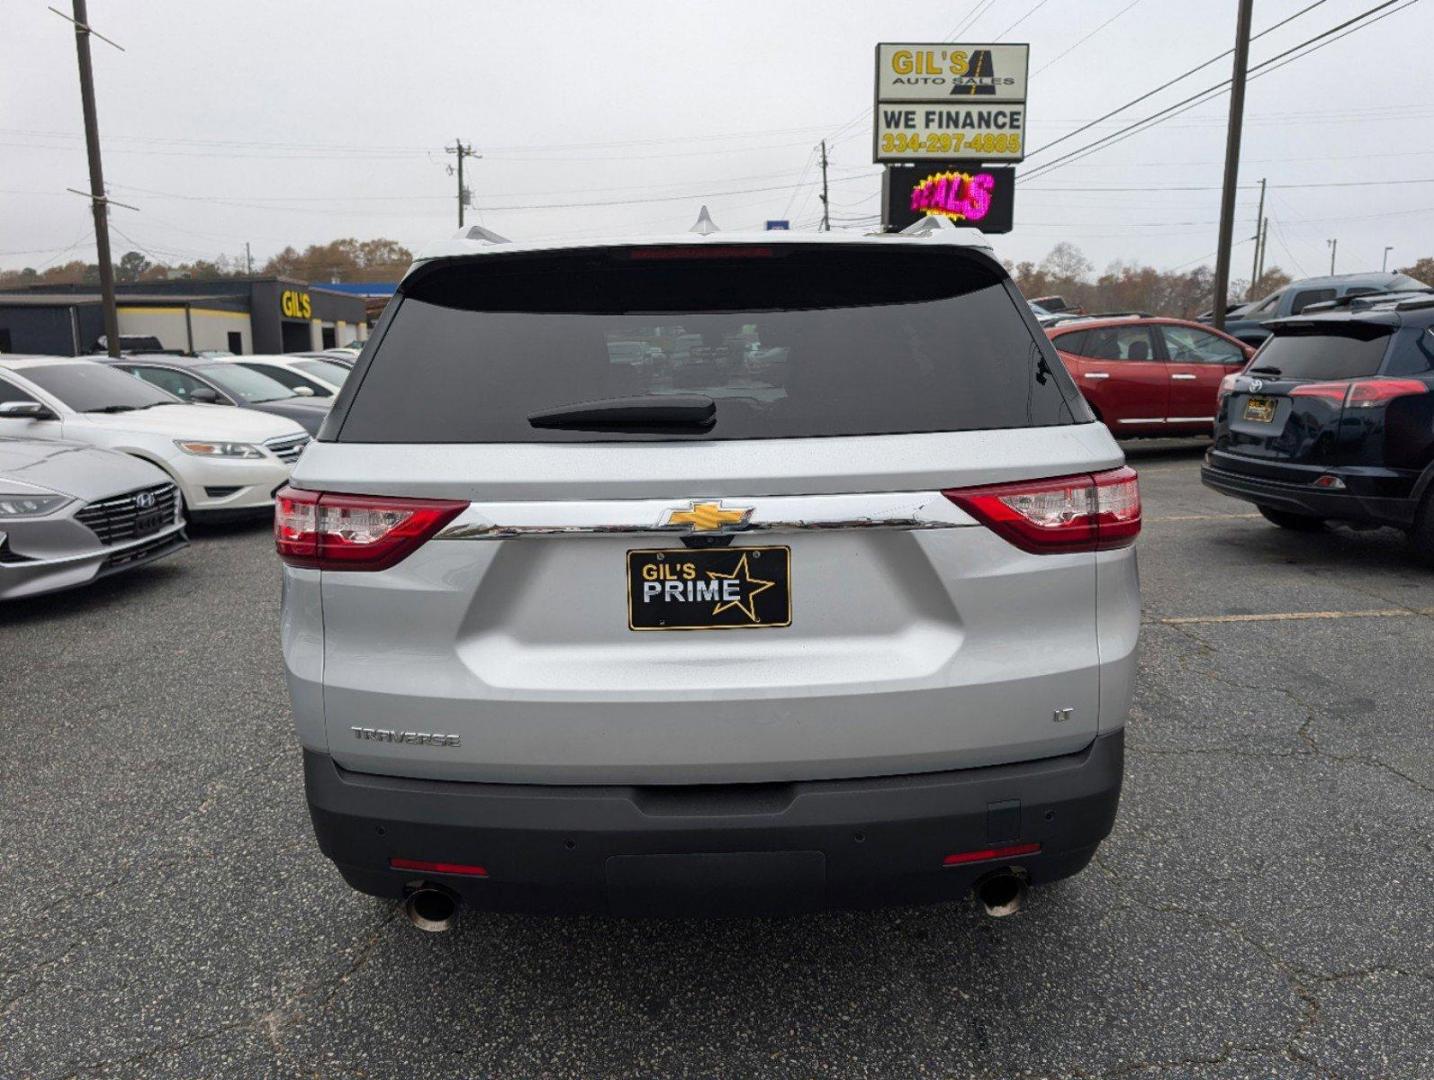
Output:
[
  {"xmin": 528, "ymin": 394, "xmax": 716, "ymax": 431},
  {"xmin": 1246, "ymin": 365, "xmax": 1282, "ymax": 375}
]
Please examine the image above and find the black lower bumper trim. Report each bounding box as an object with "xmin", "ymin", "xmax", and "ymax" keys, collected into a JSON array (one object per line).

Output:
[
  {"xmin": 304, "ymin": 731, "xmax": 1124, "ymax": 915},
  {"xmin": 98, "ymin": 530, "xmax": 188, "ymax": 576},
  {"xmin": 1201, "ymin": 463, "xmax": 1416, "ymax": 528}
]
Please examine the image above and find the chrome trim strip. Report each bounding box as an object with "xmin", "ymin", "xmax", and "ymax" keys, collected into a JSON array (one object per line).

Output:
[
  {"xmin": 435, "ymin": 491, "xmax": 976, "ymax": 540},
  {"xmin": 1170, "ymin": 373, "xmax": 1199, "ymax": 381},
  {"xmin": 1083, "ymin": 372, "xmax": 1110, "ymax": 380},
  {"xmin": 1166, "ymin": 416, "xmax": 1215, "ymax": 423},
  {"xmin": 1116, "ymin": 417, "xmax": 1164, "ymax": 425}
]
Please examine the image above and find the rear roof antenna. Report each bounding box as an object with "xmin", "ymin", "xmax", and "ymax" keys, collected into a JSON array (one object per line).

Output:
[{"xmin": 689, "ymin": 205, "xmax": 719, "ymax": 235}]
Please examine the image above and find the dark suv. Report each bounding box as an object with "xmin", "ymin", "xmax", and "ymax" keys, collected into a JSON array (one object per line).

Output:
[{"xmin": 1202, "ymin": 296, "xmax": 1434, "ymax": 559}]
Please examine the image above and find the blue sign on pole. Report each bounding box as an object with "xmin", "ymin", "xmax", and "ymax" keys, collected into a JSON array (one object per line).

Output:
[{"xmin": 765, "ymin": 220, "xmax": 791, "ymax": 231}]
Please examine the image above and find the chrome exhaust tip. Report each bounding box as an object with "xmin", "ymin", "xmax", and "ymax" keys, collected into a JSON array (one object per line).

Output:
[
  {"xmin": 975, "ymin": 870, "xmax": 1028, "ymax": 918},
  {"xmin": 403, "ymin": 885, "xmax": 459, "ymax": 932}
]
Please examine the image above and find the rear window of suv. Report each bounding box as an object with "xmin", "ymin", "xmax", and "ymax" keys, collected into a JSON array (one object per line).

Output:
[
  {"xmin": 334, "ymin": 246, "xmax": 1081, "ymax": 443},
  {"xmin": 1254, "ymin": 324, "xmax": 1393, "ymax": 380}
]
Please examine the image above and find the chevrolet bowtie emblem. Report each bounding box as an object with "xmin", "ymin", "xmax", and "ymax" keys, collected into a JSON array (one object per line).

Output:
[{"xmin": 661, "ymin": 500, "xmax": 754, "ymax": 533}]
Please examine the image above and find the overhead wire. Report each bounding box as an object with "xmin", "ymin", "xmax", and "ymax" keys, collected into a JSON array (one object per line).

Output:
[
  {"xmin": 1020, "ymin": 0, "xmax": 1419, "ymax": 182},
  {"xmin": 1030, "ymin": 0, "xmax": 1146, "ymax": 77},
  {"xmin": 1024, "ymin": 0, "xmax": 1332, "ymax": 161}
]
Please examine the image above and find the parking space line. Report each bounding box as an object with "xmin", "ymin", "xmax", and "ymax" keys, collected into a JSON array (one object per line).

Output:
[
  {"xmin": 1145, "ymin": 513, "xmax": 1261, "ymax": 522},
  {"xmin": 1156, "ymin": 608, "xmax": 1434, "ymax": 625}
]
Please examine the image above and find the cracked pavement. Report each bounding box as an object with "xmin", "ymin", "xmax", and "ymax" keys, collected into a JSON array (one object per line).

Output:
[{"xmin": 1, "ymin": 438, "xmax": 1430, "ymax": 1078}]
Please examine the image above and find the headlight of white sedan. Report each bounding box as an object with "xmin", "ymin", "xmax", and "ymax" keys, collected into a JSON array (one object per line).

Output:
[
  {"xmin": 173, "ymin": 440, "xmax": 265, "ymax": 459},
  {"xmin": 0, "ymin": 493, "xmax": 73, "ymax": 517}
]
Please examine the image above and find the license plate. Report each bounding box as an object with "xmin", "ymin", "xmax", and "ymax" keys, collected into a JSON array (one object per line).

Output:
[
  {"xmin": 627, "ymin": 546, "xmax": 791, "ymax": 631},
  {"xmin": 134, "ymin": 509, "xmax": 166, "ymax": 536},
  {"xmin": 1244, "ymin": 396, "xmax": 1277, "ymax": 423}
]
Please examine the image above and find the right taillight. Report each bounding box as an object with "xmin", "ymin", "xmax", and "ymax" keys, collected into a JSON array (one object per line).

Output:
[
  {"xmin": 1290, "ymin": 378, "xmax": 1429, "ymax": 408},
  {"xmin": 943, "ymin": 467, "xmax": 1141, "ymax": 554},
  {"xmin": 274, "ymin": 486, "xmax": 468, "ymax": 571}
]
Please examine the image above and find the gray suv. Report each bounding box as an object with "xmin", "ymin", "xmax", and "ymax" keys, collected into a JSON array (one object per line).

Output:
[
  {"xmin": 1209, "ymin": 271, "xmax": 1428, "ymax": 346},
  {"xmin": 277, "ymin": 230, "xmax": 1141, "ymax": 923}
]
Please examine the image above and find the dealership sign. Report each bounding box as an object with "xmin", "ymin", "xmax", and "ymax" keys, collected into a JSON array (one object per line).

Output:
[
  {"xmin": 279, "ymin": 289, "xmax": 312, "ymax": 319},
  {"xmin": 874, "ymin": 43, "xmax": 1029, "ymax": 163},
  {"xmin": 885, "ymin": 163, "xmax": 1015, "ymax": 234}
]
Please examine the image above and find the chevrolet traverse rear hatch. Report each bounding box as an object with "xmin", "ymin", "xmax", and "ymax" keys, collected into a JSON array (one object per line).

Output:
[{"xmin": 283, "ymin": 241, "xmax": 1135, "ymax": 786}]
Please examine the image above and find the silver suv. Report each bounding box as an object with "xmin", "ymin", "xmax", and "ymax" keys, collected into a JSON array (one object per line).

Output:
[{"xmin": 278, "ymin": 229, "xmax": 1141, "ymax": 923}]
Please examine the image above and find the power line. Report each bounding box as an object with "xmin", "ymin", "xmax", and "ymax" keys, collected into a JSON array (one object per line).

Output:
[
  {"xmin": 1024, "ymin": 0, "xmax": 1332, "ymax": 161},
  {"xmin": 945, "ymin": 0, "xmax": 1000, "ymax": 40},
  {"xmin": 1031, "ymin": 0, "xmax": 1147, "ymax": 77},
  {"xmin": 1021, "ymin": 0, "xmax": 1418, "ymax": 182},
  {"xmin": 993, "ymin": 0, "xmax": 1053, "ymax": 39},
  {"xmin": 109, "ymin": 172, "xmax": 883, "ymax": 216}
]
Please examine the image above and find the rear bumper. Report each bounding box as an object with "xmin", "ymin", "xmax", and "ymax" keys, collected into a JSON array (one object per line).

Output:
[
  {"xmin": 1201, "ymin": 456, "xmax": 1418, "ymax": 528},
  {"xmin": 304, "ymin": 729, "xmax": 1123, "ymax": 915}
]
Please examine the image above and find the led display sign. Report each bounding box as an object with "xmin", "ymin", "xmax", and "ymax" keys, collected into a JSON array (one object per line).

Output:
[{"xmin": 884, "ymin": 162, "xmax": 1015, "ymax": 234}]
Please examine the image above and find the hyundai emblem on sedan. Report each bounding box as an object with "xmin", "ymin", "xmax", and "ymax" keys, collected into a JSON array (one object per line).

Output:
[{"xmin": 135, "ymin": 490, "xmax": 157, "ymax": 510}]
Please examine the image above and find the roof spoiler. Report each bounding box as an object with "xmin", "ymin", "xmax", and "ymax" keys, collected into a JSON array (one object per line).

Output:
[
  {"xmin": 409, "ymin": 224, "xmax": 512, "ymax": 265},
  {"xmin": 895, "ymin": 216, "xmax": 995, "ymax": 252},
  {"xmin": 456, "ymin": 224, "xmax": 510, "ymax": 245}
]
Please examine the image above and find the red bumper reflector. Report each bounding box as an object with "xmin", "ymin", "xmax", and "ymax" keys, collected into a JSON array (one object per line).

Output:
[
  {"xmin": 390, "ymin": 857, "xmax": 489, "ymax": 878},
  {"xmin": 942, "ymin": 842, "xmax": 1041, "ymax": 866}
]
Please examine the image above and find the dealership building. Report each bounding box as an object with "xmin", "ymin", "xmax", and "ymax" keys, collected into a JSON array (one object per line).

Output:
[{"xmin": 0, "ymin": 277, "xmax": 369, "ymax": 356}]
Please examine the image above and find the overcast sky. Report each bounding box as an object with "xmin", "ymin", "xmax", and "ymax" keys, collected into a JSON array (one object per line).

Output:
[{"xmin": 3, "ymin": 0, "xmax": 1431, "ymax": 281}]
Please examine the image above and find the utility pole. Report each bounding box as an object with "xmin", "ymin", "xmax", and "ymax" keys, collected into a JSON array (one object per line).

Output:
[
  {"xmin": 1247, "ymin": 177, "xmax": 1266, "ymax": 300},
  {"xmin": 446, "ymin": 138, "xmax": 478, "ymax": 228},
  {"xmin": 819, "ymin": 139, "xmax": 830, "ymax": 232},
  {"xmin": 68, "ymin": 0, "xmax": 121, "ymax": 357},
  {"xmin": 1212, "ymin": 0, "xmax": 1254, "ymax": 332},
  {"xmin": 245, "ymin": 241, "xmax": 253, "ymax": 275},
  {"xmin": 1256, "ymin": 217, "xmax": 1269, "ymax": 284},
  {"xmin": 1383, "ymin": 245, "xmax": 1394, "ymax": 273},
  {"xmin": 1327, "ymin": 238, "xmax": 1337, "ymax": 275}
]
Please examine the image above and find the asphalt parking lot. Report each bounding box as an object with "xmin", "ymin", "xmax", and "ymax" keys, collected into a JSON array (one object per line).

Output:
[{"xmin": 2, "ymin": 438, "xmax": 1431, "ymax": 1080}]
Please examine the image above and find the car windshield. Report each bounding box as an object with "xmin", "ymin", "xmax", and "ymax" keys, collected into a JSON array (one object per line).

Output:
[
  {"xmin": 19, "ymin": 362, "xmax": 178, "ymax": 412},
  {"xmin": 196, "ymin": 363, "xmax": 297, "ymax": 403},
  {"xmin": 292, "ymin": 358, "xmax": 350, "ymax": 385}
]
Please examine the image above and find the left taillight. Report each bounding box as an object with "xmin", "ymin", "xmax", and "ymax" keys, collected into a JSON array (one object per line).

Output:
[
  {"xmin": 274, "ymin": 486, "xmax": 468, "ymax": 571},
  {"xmin": 943, "ymin": 467, "xmax": 1141, "ymax": 554}
]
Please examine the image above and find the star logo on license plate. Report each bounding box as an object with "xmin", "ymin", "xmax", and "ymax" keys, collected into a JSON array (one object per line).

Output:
[{"xmin": 705, "ymin": 552, "xmax": 775, "ymax": 622}]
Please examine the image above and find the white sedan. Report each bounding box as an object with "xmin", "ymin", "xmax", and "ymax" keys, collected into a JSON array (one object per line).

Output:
[
  {"xmin": 0, "ymin": 356, "xmax": 309, "ymax": 519},
  {"xmin": 211, "ymin": 354, "xmax": 351, "ymax": 400}
]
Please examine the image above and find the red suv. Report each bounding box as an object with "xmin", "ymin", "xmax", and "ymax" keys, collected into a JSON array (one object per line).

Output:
[{"xmin": 1047, "ymin": 316, "xmax": 1254, "ymax": 436}]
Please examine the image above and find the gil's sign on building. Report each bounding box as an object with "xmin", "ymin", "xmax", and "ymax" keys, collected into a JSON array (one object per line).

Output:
[{"xmin": 874, "ymin": 43, "xmax": 1029, "ymax": 163}]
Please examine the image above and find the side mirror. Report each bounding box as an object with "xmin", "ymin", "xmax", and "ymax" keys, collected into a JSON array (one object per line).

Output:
[
  {"xmin": 292, "ymin": 385, "xmax": 315, "ymax": 397},
  {"xmin": 0, "ymin": 401, "xmax": 55, "ymax": 420},
  {"xmin": 188, "ymin": 387, "xmax": 221, "ymax": 404}
]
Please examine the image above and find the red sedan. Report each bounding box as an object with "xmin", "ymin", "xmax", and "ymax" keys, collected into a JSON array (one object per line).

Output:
[{"xmin": 1046, "ymin": 316, "xmax": 1255, "ymax": 436}]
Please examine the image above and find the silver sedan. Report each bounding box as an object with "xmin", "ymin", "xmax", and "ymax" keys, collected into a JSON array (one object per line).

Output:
[{"xmin": 0, "ymin": 437, "xmax": 187, "ymax": 601}]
